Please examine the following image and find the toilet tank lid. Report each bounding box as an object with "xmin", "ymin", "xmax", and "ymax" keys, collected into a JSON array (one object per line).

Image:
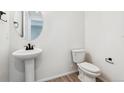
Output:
[{"xmin": 72, "ymin": 49, "xmax": 85, "ymax": 52}]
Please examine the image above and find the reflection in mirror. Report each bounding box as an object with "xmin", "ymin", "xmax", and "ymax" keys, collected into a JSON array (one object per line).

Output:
[
  {"xmin": 13, "ymin": 11, "xmax": 23, "ymax": 37},
  {"xmin": 13, "ymin": 11, "xmax": 43, "ymax": 41},
  {"xmin": 29, "ymin": 11, "xmax": 43, "ymax": 40}
]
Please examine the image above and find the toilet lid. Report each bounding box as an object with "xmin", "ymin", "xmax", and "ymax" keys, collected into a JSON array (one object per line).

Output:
[{"xmin": 79, "ymin": 62, "xmax": 100, "ymax": 73}]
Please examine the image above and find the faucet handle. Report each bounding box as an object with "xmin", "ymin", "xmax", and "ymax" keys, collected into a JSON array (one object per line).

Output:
[
  {"xmin": 31, "ymin": 45, "xmax": 35, "ymax": 50},
  {"xmin": 24, "ymin": 46, "xmax": 29, "ymax": 50}
]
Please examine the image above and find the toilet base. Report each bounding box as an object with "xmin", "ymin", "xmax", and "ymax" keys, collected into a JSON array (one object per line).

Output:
[
  {"xmin": 78, "ymin": 69, "xmax": 96, "ymax": 82},
  {"xmin": 78, "ymin": 73, "xmax": 96, "ymax": 82}
]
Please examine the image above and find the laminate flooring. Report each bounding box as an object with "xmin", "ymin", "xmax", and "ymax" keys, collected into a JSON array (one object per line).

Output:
[{"xmin": 48, "ymin": 72, "xmax": 102, "ymax": 82}]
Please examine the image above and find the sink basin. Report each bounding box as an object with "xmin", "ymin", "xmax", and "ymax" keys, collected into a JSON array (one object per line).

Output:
[
  {"xmin": 12, "ymin": 48, "xmax": 42, "ymax": 60},
  {"xmin": 12, "ymin": 48, "xmax": 42, "ymax": 82}
]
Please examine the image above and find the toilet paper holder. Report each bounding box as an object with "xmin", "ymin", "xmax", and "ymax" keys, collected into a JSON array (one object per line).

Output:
[{"xmin": 105, "ymin": 57, "xmax": 114, "ymax": 64}]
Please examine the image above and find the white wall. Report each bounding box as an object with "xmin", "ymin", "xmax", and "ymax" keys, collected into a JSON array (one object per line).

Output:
[
  {"xmin": 9, "ymin": 11, "xmax": 85, "ymax": 81},
  {"xmin": 85, "ymin": 11, "xmax": 124, "ymax": 81},
  {"xmin": 0, "ymin": 12, "xmax": 9, "ymax": 81},
  {"xmin": 9, "ymin": 12, "xmax": 27, "ymax": 82}
]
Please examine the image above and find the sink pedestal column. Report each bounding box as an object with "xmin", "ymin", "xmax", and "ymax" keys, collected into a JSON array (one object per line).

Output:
[{"xmin": 25, "ymin": 59, "xmax": 35, "ymax": 82}]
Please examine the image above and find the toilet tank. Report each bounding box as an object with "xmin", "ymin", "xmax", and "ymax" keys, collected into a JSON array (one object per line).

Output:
[{"xmin": 71, "ymin": 49, "xmax": 85, "ymax": 63}]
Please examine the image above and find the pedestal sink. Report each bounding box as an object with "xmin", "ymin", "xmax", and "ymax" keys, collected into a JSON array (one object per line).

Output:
[{"xmin": 12, "ymin": 48, "xmax": 42, "ymax": 82}]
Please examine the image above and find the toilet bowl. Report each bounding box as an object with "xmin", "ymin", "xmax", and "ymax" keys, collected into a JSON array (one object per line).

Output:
[
  {"xmin": 78, "ymin": 62, "xmax": 101, "ymax": 82},
  {"xmin": 71, "ymin": 49, "xmax": 101, "ymax": 82}
]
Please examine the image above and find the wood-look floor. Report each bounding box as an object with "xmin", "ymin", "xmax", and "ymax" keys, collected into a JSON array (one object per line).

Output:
[{"xmin": 47, "ymin": 72, "xmax": 102, "ymax": 82}]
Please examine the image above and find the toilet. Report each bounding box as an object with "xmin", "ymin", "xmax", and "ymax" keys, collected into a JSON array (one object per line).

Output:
[{"xmin": 71, "ymin": 49, "xmax": 101, "ymax": 82}]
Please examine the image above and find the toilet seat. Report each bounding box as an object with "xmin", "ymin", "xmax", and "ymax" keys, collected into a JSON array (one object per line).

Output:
[
  {"xmin": 78, "ymin": 62, "xmax": 100, "ymax": 73},
  {"xmin": 78, "ymin": 67, "xmax": 101, "ymax": 78}
]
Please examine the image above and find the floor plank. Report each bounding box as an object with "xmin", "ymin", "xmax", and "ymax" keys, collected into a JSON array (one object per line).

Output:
[{"xmin": 47, "ymin": 72, "xmax": 103, "ymax": 82}]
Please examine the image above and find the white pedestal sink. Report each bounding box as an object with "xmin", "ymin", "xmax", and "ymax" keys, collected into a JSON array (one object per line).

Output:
[{"xmin": 12, "ymin": 48, "xmax": 42, "ymax": 82}]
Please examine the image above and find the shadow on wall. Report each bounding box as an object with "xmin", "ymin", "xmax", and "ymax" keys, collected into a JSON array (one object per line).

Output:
[{"xmin": 85, "ymin": 52, "xmax": 92, "ymax": 63}]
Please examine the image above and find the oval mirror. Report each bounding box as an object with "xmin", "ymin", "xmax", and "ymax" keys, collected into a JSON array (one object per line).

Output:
[{"xmin": 13, "ymin": 11, "xmax": 43, "ymax": 41}]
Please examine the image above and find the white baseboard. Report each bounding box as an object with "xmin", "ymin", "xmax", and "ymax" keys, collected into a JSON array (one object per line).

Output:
[{"xmin": 37, "ymin": 70, "xmax": 78, "ymax": 82}]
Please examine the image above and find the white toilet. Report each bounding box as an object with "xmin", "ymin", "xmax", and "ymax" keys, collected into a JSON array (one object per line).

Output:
[{"xmin": 72, "ymin": 49, "xmax": 101, "ymax": 82}]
